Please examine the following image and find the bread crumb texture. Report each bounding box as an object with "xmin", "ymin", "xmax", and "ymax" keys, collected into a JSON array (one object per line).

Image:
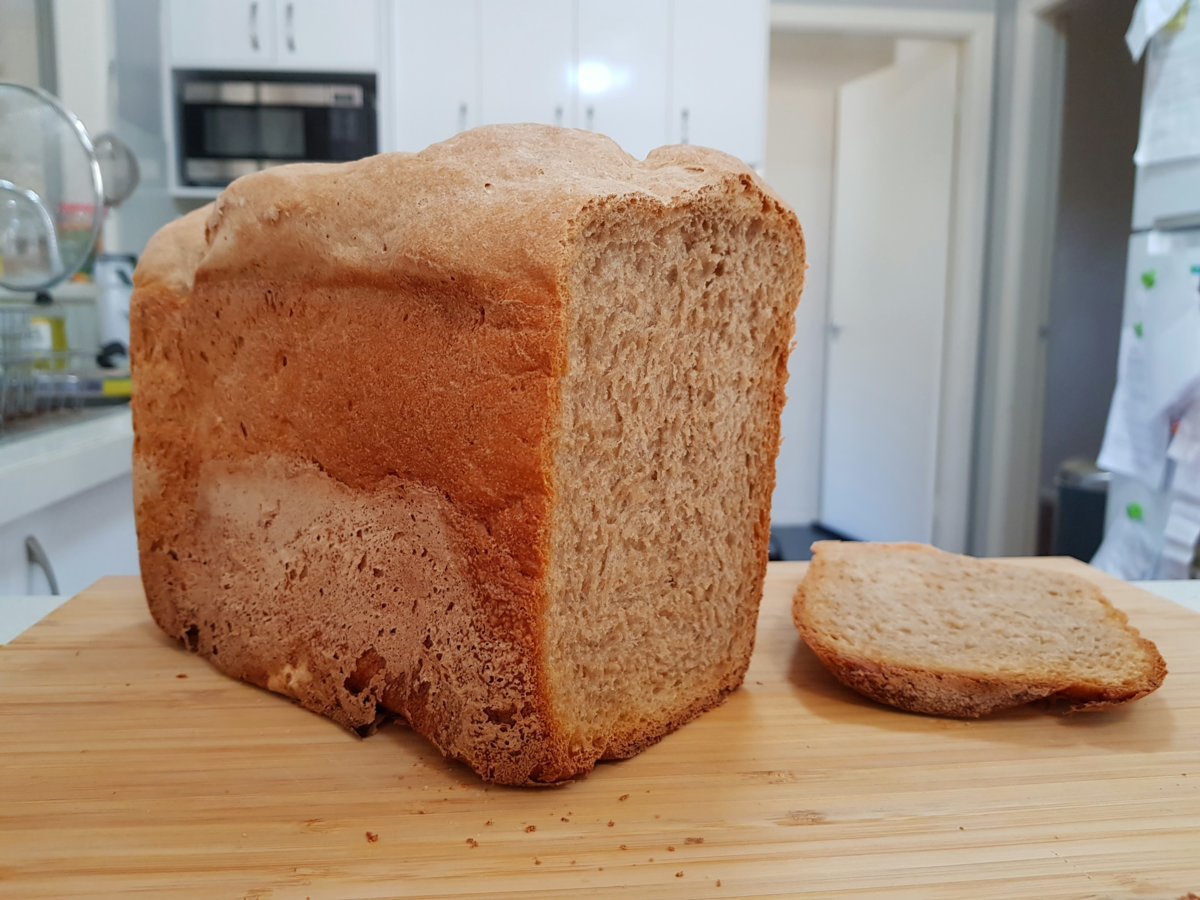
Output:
[
  {"xmin": 131, "ymin": 125, "xmax": 806, "ymax": 785},
  {"xmin": 793, "ymin": 542, "xmax": 1167, "ymax": 717}
]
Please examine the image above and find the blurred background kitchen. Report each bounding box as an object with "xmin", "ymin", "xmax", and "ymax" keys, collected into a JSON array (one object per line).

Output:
[{"xmin": 1, "ymin": 0, "xmax": 1197, "ymax": 601}]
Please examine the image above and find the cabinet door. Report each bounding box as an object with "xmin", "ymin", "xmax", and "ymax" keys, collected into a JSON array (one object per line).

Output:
[
  {"xmin": 671, "ymin": 0, "xmax": 768, "ymax": 166},
  {"xmin": 391, "ymin": 0, "xmax": 479, "ymax": 152},
  {"xmin": 577, "ymin": 0, "xmax": 670, "ymax": 159},
  {"xmin": 0, "ymin": 475, "xmax": 138, "ymax": 599},
  {"xmin": 480, "ymin": 0, "xmax": 574, "ymax": 128},
  {"xmin": 277, "ymin": 0, "xmax": 382, "ymax": 72},
  {"xmin": 167, "ymin": 0, "xmax": 276, "ymax": 68}
]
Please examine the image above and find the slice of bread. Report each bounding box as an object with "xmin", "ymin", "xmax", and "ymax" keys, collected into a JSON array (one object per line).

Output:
[{"xmin": 793, "ymin": 542, "xmax": 1167, "ymax": 717}]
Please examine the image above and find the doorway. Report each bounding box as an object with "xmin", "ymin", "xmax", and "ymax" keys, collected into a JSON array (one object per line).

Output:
[{"xmin": 766, "ymin": 6, "xmax": 993, "ymax": 557}]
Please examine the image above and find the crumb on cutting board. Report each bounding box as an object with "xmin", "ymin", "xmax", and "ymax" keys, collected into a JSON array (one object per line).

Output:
[
  {"xmin": 365, "ymin": 832, "xmax": 379, "ymax": 843},
  {"xmin": 525, "ymin": 825, "xmax": 537, "ymax": 833},
  {"xmin": 466, "ymin": 838, "xmax": 478, "ymax": 848}
]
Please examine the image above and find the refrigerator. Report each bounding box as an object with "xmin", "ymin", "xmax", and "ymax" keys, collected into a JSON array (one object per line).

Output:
[{"xmin": 1093, "ymin": 0, "xmax": 1200, "ymax": 580}]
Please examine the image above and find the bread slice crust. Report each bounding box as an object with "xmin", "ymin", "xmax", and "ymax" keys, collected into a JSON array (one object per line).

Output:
[{"xmin": 793, "ymin": 542, "xmax": 1167, "ymax": 718}]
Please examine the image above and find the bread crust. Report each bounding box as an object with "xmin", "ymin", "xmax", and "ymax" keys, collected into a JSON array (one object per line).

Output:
[
  {"xmin": 132, "ymin": 126, "xmax": 803, "ymax": 784},
  {"xmin": 792, "ymin": 542, "xmax": 1167, "ymax": 718}
]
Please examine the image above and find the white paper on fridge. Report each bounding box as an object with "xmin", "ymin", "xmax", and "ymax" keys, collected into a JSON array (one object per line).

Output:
[
  {"xmin": 1128, "ymin": 0, "xmax": 1190, "ymax": 59},
  {"xmin": 1135, "ymin": 0, "xmax": 1200, "ymax": 166},
  {"xmin": 1092, "ymin": 508, "xmax": 1164, "ymax": 580},
  {"xmin": 1160, "ymin": 400, "xmax": 1200, "ymax": 578},
  {"xmin": 1099, "ymin": 289, "xmax": 1172, "ymax": 489}
]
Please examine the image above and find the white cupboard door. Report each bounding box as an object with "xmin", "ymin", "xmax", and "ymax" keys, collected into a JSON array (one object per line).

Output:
[
  {"xmin": 671, "ymin": 0, "xmax": 768, "ymax": 166},
  {"xmin": 480, "ymin": 0, "xmax": 574, "ymax": 128},
  {"xmin": 820, "ymin": 41, "xmax": 959, "ymax": 544},
  {"xmin": 392, "ymin": 0, "xmax": 479, "ymax": 152},
  {"xmin": 167, "ymin": 0, "xmax": 276, "ymax": 68},
  {"xmin": 276, "ymin": 0, "xmax": 382, "ymax": 71},
  {"xmin": 577, "ymin": 0, "xmax": 670, "ymax": 159}
]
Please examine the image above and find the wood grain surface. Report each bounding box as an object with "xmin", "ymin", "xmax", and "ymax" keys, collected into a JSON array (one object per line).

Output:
[{"xmin": 0, "ymin": 560, "xmax": 1197, "ymax": 899}]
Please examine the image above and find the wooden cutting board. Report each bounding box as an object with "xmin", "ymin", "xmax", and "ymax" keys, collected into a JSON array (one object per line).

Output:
[{"xmin": 0, "ymin": 560, "xmax": 1197, "ymax": 899}]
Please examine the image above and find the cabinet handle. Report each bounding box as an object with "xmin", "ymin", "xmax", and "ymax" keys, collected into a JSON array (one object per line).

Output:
[
  {"xmin": 285, "ymin": 2, "xmax": 295, "ymax": 52},
  {"xmin": 458, "ymin": 102, "xmax": 468, "ymax": 132},
  {"xmin": 249, "ymin": 1, "xmax": 260, "ymax": 51},
  {"xmin": 25, "ymin": 535, "xmax": 60, "ymax": 596},
  {"xmin": 554, "ymin": 105, "xmax": 563, "ymax": 127},
  {"xmin": 585, "ymin": 105, "xmax": 594, "ymax": 131},
  {"xmin": 680, "ymin": 107, "xmax": 690, "ymax": 145}
]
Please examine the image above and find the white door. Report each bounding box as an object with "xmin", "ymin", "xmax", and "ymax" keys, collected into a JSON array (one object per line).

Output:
[
  {"xmin": 820, "ymin": 41, "xmax": 959, "ymax": 543},
  {"xmin": 480, "ymin": 0, "xmax": 574, "ymax": 128},
  {"xmin": 391, "ymin": 0, "xmax": 479, "ymax": 151},
  {"xmin": 167, "ymin": 0, "xmax": 276, "ymax": 68},
  {"xmin": 671, "ymin": 0, "xmax": 769, "ymax": 166},
  {"xmin": 276, "ymin": 0, "xmax": 382, "ymax": 71},
  {"xmin": 577, "ymin": 0, "xmax": 670, "ymax": 159}
]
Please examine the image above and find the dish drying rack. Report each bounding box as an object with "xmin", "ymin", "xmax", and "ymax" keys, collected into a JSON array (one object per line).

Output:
[{"xmin": 0, "ymin": 306, "xmax": 91, "ymax": 431}]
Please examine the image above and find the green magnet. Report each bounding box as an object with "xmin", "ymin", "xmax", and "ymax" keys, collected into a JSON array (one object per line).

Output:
[
  {"xmin": 1141, "ymin": 270, "xmax": 1157, "ymax": 289},
  {"xmin": 1126, "ymin": 502, "xmax": 1144, "ymax": 522},
  {"xmin": 1134, "ymin": 322, "xmax": 1145, "ymax": 338}
]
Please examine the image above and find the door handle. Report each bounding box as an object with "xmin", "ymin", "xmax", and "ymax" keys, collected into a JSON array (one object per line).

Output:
[
  {"xmin": 827, "ymin": 322, "xmax": 843, "ymax": 339},
  {"xmin": 249, "ymin": 1, "xmax": 260, "ymax": 51},
  {"xmin": 25, "ymin": 535, "xmax": 60, "ymax": 596},
  {"xmin": 554, "ymin": 105, "xmax": 563, "ymax": 127},
  {"xmin": 458, "ymin": 102, "xmax": 468, "ymax": 132},
  {"xmin": 680, "ymin": 107, "xmax": 690, "ymax": 144},
  {"xmin": 285, "ymin": 2, "xmax": 296, "ymax": 52},
  {"xmin": 585, "ymin": 105, "xmax": 595, "ymax": 131}
]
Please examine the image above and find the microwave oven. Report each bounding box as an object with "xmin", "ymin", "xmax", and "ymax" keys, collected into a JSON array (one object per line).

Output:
[{"xmin": 174, "ymin": 71, "xmax": 377, "ymax": 189}]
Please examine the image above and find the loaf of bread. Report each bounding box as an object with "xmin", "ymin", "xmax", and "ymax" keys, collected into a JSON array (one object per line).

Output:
[
  {"xmin": 793, "ymin": 542, "xmax": 1167, "ymax": 717},
  {"xmin": 131, "ymin": 125, "xmax": 806, "ymax": 784}
]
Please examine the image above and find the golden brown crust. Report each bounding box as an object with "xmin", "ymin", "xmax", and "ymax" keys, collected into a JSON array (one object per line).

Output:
[
  {"xmin": 792, "ymin": 543, "xmax": 1168, "ymax": 718},
  {"xmin": 133, "ymin": 125, "xmax": 800, "ymax": 784}
]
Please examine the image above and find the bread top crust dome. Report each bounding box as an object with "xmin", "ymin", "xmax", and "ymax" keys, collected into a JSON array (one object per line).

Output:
[{"xmin": 135, "ymin": 124, "xmax": 802, "ymax": 297}]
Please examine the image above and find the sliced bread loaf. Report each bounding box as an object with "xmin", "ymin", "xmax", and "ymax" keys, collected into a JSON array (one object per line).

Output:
[
  {"xmin": 793, "ymin": 542, "xmax": 1167, "ymax": 717},
  {"xmin": 132, "ymin": 125, "xmax": 806, "ymax": 784}
]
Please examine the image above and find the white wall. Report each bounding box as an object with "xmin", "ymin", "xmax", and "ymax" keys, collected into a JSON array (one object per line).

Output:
[
  {"xmin": 0, "ymin": 0, "xmax": 42, "ymax": 87},
  {"xmin": 51, "ymin": 0, "xmax": 112, "ymax": 136},
  {"xmin": 765, "ymin": 31, "xmax": 894, "ymax": 525}
]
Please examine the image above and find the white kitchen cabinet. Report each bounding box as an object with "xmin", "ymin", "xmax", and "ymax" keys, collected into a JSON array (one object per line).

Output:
[
  {"xmin": 391, "ymin": 0, "xmax": 480, "ymax": 152},
  {"xmin": 167, "ymin": 0, "xmax": 276, "ymax": 69},
  {"xmin": 275, "ymin": 0, "xmax": 382, "ymax": 72},
  {"xmin": 480, "ymin": 0, "xmax": 574, "ymax": 128},
  {"xmin": 670, "ymin": 0, "xmax": 769, "ymax": 166},
  {"xmin": 577, "ymin": 0, "xmax": 670, "ymax": 159},
  {"xmin": 0, "ymin": 475, "xmax": 138, "ymax": 598},
  {"xmin": 167, "ymin": 0, "xmax": 381, "ymax": 72}
]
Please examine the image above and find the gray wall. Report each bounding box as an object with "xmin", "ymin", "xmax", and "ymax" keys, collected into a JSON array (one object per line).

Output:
[{"xmin": 1038, "ymin": 0, "xmax": 1142, "ymax": 494}]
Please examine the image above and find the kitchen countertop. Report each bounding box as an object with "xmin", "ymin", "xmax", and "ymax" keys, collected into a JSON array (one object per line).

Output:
[
  {"xmin": 0, "ymin": 404, "xmax": 133, "ymax": 529},
  {"xmin": 0, "ymin": 560, "xmax": 1196, "ymax": 897}
]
